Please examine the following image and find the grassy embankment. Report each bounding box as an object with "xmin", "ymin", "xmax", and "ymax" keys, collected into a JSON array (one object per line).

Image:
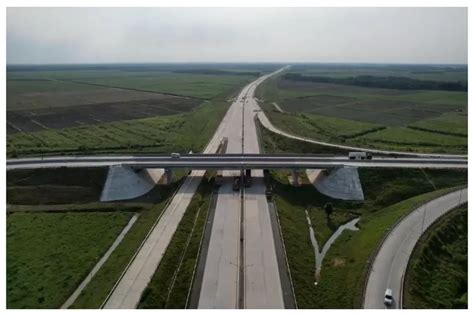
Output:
[
  {"xmin": 272, "ymin": 167, "xmax": 466, "ymax": 308},
  {"xmin": 6, "ymin": 167, "xmax": 184, "ymax": 308},
  {"xmin": 138, "ymin": 175, "xmax": 214, "ymax": 308},
  {"xmin": 255, "ymin": 68, "xmax": 467, "ymax": 154},
  {"xmin": 7, "ymin": 212, "xmax": 133, "ymax": 308},
  {"xmin": 404, "ymin": 204, "xmax": 467, "ymax": 309}
]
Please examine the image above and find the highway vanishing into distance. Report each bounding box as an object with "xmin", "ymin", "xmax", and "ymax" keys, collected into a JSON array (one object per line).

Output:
[
  {"xmin": 102, "ymin": 67, "xmax": 287, "ymax": 308},
  {"xmin": 7, "ymin": 68, "xmax": 468, "ymax": 309},
  {"xmin": 364, "ymin": 188, "xmax": 468, "ymax": 309}
]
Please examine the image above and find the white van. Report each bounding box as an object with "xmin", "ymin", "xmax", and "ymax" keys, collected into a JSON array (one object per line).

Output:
[
  {"xmin": 348, "ymin": 151, "xmax": 372, "ymax": 160},
  {"xmin": 384, "ymin": 288, "xmax": 393, "ymax": 306},
  {"xmin": 171, "ymin": 153, "xmax": 181, "ymax": 159}
]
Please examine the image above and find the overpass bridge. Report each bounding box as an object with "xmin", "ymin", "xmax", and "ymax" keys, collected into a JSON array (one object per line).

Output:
[{"xmin": 6, "ymin": 154, "xmax": 468, "ymax": 170}]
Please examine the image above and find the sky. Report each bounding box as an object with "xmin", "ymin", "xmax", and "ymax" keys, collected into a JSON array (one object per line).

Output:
[{"xmin": 7, "ymin": 7, "xmax": 468, "ymax": 64}]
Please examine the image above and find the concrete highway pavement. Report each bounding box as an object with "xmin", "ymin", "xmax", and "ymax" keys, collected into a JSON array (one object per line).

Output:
[
  {"xmin": 242, "ymin": 77, "xmax": 284, "ymax": 308},
  {"xmin": 363, "ymin": 188, "xmax": 467, "ymax": 309},
  {"xmin": 198, "ymin": 68, "xmax": 285, "ymax": 308},
  {"xmin": 103, "ymin": 73, "xmax": 257, "ymax": 308}
]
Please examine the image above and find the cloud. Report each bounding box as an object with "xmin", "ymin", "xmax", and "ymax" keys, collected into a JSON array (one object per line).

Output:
[{"xmin": 7, "ymin": 7, "xmax": 467, "ymax": 64}]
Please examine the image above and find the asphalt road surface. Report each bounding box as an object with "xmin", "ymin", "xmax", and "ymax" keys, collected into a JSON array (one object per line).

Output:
[{"xmin": 363, "ymin": 188, "xmax": 467, "ymax": 309}]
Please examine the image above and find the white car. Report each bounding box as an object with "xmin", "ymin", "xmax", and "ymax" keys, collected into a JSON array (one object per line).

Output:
[{"xmin": 384, "ymin": 288, "xmax": 393, "ymax": 306}]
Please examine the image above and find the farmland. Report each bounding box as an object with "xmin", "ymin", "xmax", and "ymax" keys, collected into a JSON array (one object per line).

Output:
[
  {"xmin": 7, "ymin": 64, "xmax": 262, "ymax": 153},
  {"xmin": 256, "ymin": 64, "xmax": 467, "ymax": 154},
  {"xmin": 403, "ymin": 204, "xmax": 467, "ymax": 309},
  {"xmin": 7, "ymin": 64, "xmax": 272, "ymax": 157},
  {"xmin": 272, "ymin": 168, "xmax": 467, "ymax": 308},
  {"xmin": 7, "ymin": 211, "xmax": 133, "ymax": 308}
]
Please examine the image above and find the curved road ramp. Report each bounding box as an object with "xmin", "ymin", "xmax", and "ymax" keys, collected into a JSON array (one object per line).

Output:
[
  {"xmin": 364, "ymin": 188, "xmax": 467, "ymax": 309},
  {"xmin": 306, "ymin": 167, "xmax": 364, "ymax": 201},
  {"xmin": 100, "ymin": 166, "xmax": 164, "ymax": 202}
]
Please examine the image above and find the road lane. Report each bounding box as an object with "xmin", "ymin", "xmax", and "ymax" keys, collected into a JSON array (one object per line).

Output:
[
  {"xmin": 364, "ymin": 188, "xmax": 467, "ymax": 309},
  {"xmin": 198, "ymin": 68, "xmax": 286, "ymax": 308},
  {"xmin": 241, "ymin": 81, "xmax": 284, "ymax": 308},
  {"xmin": 102, "ymin": 77, "xmax": 254, "ymax": 309}
]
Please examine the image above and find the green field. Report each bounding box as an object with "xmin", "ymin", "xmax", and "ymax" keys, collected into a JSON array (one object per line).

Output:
[
  {"xmin": 272, "ymin": 167, "xmax": 466, "ymax": 308},
  {"xmin": 7, "ymin": 167, "xmax": 108, "ymax": 205},
  {"xmin": 404, "ymin": 204, "xmax": 467, "ymax": 309},
  {"xmin": 7, "ymin": 211, "xmax": 133, "ymax": 308},
  {"xmin": 7, "ymin": 98, "xmax": 229, "ymax": 157},
  {"xmin": 256, "ymin": 65, "xmax": 467, "ymax": 154},
  {"xmin": 139, "ymin": 175, "xmax": 214, "ymax": 308},
  {"xmin": 8, "ymin": 69, "xmax": 255, "ymax": 106}
]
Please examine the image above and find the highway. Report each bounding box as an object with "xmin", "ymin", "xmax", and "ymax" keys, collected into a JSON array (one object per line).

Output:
[
  {"xmin": 6, "ymin": 155, "xmax": 467, "ymax": 170},
  {"xmin": 101, "ymin": 71, "xmax": 262, "ymax": 308},
  {"xmin": 198, "ymin": 68, "xmax": 285, "ymax": 308},
  {"xmin": 363, "ymin": 188, "xmax": 467, "ymax": 309}
]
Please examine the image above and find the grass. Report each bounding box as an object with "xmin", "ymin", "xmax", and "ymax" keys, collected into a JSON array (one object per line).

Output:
[
  {"xmin": 404, "ymin": 204, "xmax": 467, "ymax": 309},
  {"xmin": 353, "ymin": 127, "xmax": 467, "ymax": 154},
  {"xmin": 7, "ymin": 167, "xmax": 108, "ymax": 205},
  {"xmin": 272, "ymin": 167, "xmax": 466, "ymax": 308},
  {"xmin": 70, "ymin": 180, "xmax": 182, "ymax": 308},
  {"xmin": 408, "ymin": 112, "xmax": 467, "ymax": 137},
  {"xmin": 138, "ymin": 175, "xmax": 214, "ymax": 308},
  {"xmin": 261, "ymin": 105, "xmax": 385, "ymax": 141},
  {"xmin": 7, "ymin": 211, "xmax": 133, "ymax": 308},
  {"xmin": 258, "ymin": 119, "xmax": 348, "ymax": 155},
  {"xmin": 256, "ymin": 68, "xmax": 467, "ymax": 154},
  {"xmin": 7, "ymin": 70, "xmax": 253, "ymax": 105},
  {"xmin": 7, "ymin": 98, "xmax": 230, "ymax": 157}
]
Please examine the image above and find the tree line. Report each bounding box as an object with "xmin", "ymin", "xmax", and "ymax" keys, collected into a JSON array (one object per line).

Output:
[{"xmin": 284, "ymin": 73, "xmax": 467, "ymax": 92}]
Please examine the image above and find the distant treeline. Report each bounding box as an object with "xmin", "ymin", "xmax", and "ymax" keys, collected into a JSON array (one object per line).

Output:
[
  {"xmin": 284, "ymin": 73, "xmax": 467, "ymax": 92},
  {"xmin": 7, "ymin": 63, "xmax": 279, "ymax": 73},
  {"xmin": 172, "ymin": 69, "xmax": 261, "ymax": 76}
]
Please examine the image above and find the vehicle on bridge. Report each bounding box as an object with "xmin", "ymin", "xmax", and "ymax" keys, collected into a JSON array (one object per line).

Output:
[
  {"xmin": 348, "ymin": 151, "xmax": 372, "ymax": 160},
  {"xmin": 171, "ymin": 152, "xmax": 181, "ymax": 159}
]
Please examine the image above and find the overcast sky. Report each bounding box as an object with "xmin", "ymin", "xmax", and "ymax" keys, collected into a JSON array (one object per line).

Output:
[{"xmin": 7, "ymin": 7, "xmax": 467, "ymax": 64}]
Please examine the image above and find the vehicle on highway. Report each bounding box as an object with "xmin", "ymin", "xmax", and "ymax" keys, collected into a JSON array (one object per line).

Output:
[
  {"xmin": 171, "ymin": 152, "xmax": 181, "ymax": 159},
  {"xmin": 348, "ymin": 151, "xmax": 372, "ymax": 160},
  {"xmin": 233, "ymin": 176, "xmax": 241, "ymax": 191},
  {"xmin": 244, "ymin": 169, "xmax": 252, "ymax": 187},
  {"xmin": 384, "ymin": 288, "xmax": 393, "ymax": 306},
  {"xmin": 215, "ymin": 170, "xmax": 223, "ymax": 186}
]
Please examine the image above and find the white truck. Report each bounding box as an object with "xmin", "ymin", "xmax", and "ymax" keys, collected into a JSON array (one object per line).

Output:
[
  {"xmin": 348, "ymin": 151, "xmax": 372, "ymax": 160},
  {"xmin": 171, "ymin": 152, "xmax": 181, "ymax": 159}
]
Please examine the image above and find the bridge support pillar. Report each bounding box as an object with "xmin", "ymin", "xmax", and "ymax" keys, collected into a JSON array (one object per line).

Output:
[
  {"xmin": 164, "ymin": 168, "xmax": 173, "ymax": 185},
  {"xmin": 290, "ymin": 169, "xmax": 300, "ymax": 187}
]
